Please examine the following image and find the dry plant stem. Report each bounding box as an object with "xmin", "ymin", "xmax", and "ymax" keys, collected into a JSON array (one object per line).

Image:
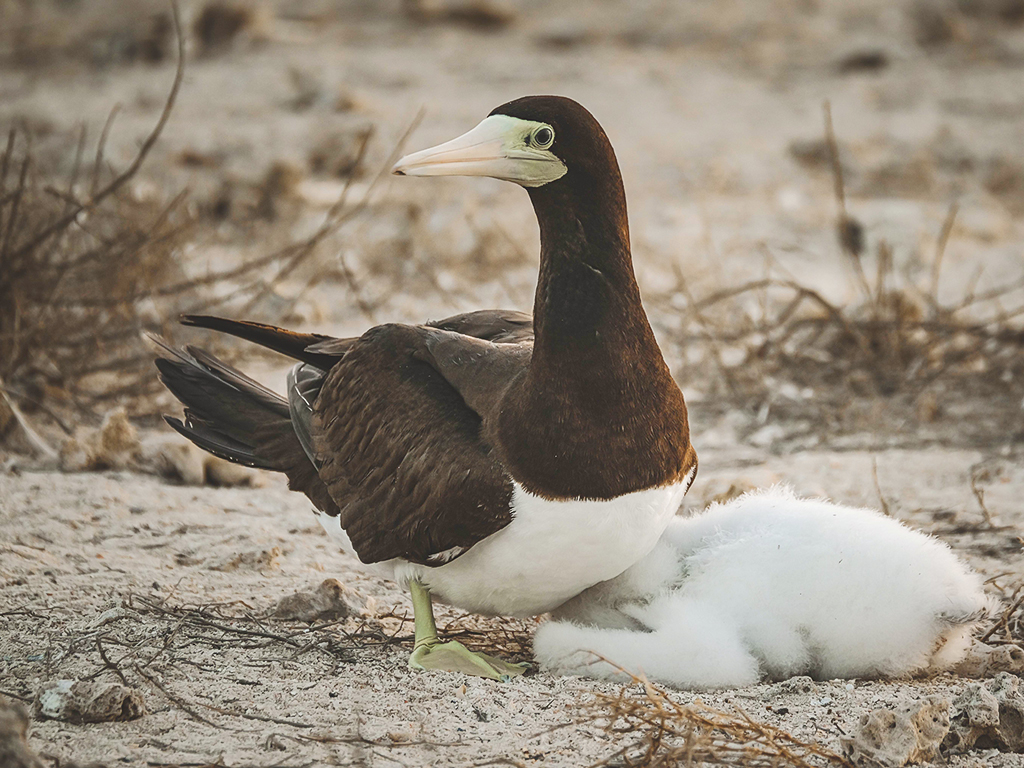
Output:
[
  {"xmin": 823, "ymin": 101, "xmax": 847, "ymax": 216},
  {"xmin": 0, "ymin": 374, "xmax": 57, "ymax": 458},
  {"xmin": 238, "ymin": 127, "xmax": 375, "ymax": 315},
  {"xmin": 0, "ymin": 145, "xmax": 29, "ymax": 263},
  {"xmin": 62, "ymin": 125, "xmax": 87, "ymax": 219},
  {"xmin": 154, "ymin": 112, "xmax": 418, "ymax": 308},
  {"xmin": 980, "ymin": 589, "xmax": 1024, "ymax": 644},
  {"xmin": 335, "ymin": 249, "xmax": 378, "ymax": 321},
  {"xmin": 0, "ymin": 382, "xmax": 73, "ymax": 433},
  {"xmin": 0, "ymin": 0, "xmax": 188, "ymax": 414},
  {"xmin": 952, "ymin": 274, "xmax": 1024, "ymax": 314},
  {"xmin": 871, "ymin": 457, "xmax": 892, "ymax": 517},
  {"xmin": 673, "ymin": 263, "xmax": 741, "ymax": 398},
  {"xmin": 930, "ymin": 201, "xmax": 959, "ymax": 312},
  {"xmin": 823, "ymin": 100, "xmax": 870, "ymax": 298},
  {"xmin": 92, "ymin": 103, "xmax": 122, "ymax": 196},
  {"xmin": 970, "ymin": 473, "xmax": 997, "ymax": 528},
  {"xmin": 688, "ymin": 277, "xmax": 873, "ymax": 357},
  {"xmin": 0, "ymin": 26, "xmax": 421, "ymax": 416},
  {"xmin": 133, "ymin": 664, "xmax": 225, "ymax": 729},
  {"xmin": 580, "ymin": 663, "xmax": 853, "ymax": 768},
  {"xmin": 6, "ymin": 0, "xmax": 184, "ymax": 265}
]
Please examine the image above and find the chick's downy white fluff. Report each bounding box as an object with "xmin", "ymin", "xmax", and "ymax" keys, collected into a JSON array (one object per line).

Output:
[{"xmin": 534, "ymin": 486, "xmax": 989, "ymax": 689}]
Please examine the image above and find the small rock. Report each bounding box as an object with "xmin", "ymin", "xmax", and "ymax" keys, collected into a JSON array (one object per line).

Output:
[
  {"xmin": 210, "ymin": 547, "xmax": 281, "ymax": 572},
  {"xmin": 954, "ymin": 642, "xmax": 1024, "ymax": 678},
  {"xmin": 205, "ymin": 456, "xmax": 259, "ymax": 487},
  {"xmin": 403, "ymin": 0, "xmax": 514, "ymax": 31},
  {"xmin": 264, "ymin": 732, "xmax": 288, "ymax": 751},
  {"xmin": 141, "ymin": 434, "xmax": 257, "ymax": 487},
  {"xmin": 274, "ymin": 579, "xmax": 364, "ymax": 623},
  {"xmin": 35, "ymin": 680, "xmax": 146, "ymax": 724},
  {"xmin": 944, "ymin": 672, "xmax": 1024, "ymax": 754},
  {"xmin": 765, "ymin": 676, "xmax": 818, "ymax": 696},
  {"xmin": 0, "ymin": 700, "xmax": 44, "ymax": 768},
  {"xmin": 837, "ymin": 49, "xmax": 889, "ymax": 75},
  {"xmin": 193, "ymin": 1, "xmax": 268, "ymax": 55},
  {"xmin": 88, "ymin": 607, "xmax": 130, "ymax": 630},
  {"xmin": 842, "ymin": 695, "xmax": 950, "ymax": 767},
  {"xmin": 535, "ymin": 19, "xmax": 598, "ymax": 49},
  {"xmin": 255, "ymin": 161, "xmax": 303, "ymax": 220},
  {"xmin": 59, "ymin": 408, "xmax": 141, "ymax": 472}
]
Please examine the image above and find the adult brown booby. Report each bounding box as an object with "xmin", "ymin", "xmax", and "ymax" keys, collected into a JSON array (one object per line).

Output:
[{"xmin": 154, "ymin": 96, "xmax": 698, "ymax": 680}]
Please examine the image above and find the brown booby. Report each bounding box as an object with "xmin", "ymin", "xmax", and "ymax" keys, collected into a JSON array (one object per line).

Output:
[{"xmin": 154, "ymin": 96, "xmax": 698, "ymax": 680}]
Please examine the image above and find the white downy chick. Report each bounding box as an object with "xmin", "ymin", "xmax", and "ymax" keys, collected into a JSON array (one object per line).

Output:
[{"xmin": 535, "ymin": 486, "xmax": 990, "ymax": 689}]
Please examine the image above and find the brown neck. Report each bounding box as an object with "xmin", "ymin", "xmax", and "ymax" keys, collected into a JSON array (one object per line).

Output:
[{"xmin": 494, "ymin": 170, "xmax": 697, "ymax": 501}]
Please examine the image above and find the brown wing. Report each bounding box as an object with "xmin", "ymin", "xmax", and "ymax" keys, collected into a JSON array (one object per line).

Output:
[
  {"xmin": 311, "ymin": 323, "xmax": 523, "ymax": 566},
  {"xmin": 427, "ymin": 309, "xmax": 533, "ymax": 344},
  {"xmin": 414, "ymin": 327, "xmax": 531, "ymax": 420},
  {"xmin": 304, "ymin": 309, "xmax": 532, "ymax": 359}
]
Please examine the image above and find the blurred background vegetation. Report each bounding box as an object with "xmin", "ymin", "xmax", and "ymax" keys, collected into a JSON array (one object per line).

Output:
[{"xmin": 1, "ymin": 0, "xmax": 1023, "ymax": 459}]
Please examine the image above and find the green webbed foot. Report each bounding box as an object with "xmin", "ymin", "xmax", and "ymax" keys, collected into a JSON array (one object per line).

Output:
[
  {"xmin": 409, "ymin": 640, "xmax": 529, "ymax": 681},
  {"xmin": 407, "ymin": 579, "xmax": 529, "ymax": 682}
]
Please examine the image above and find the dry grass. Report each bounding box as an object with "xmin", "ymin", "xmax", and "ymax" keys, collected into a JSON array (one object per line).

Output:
[
  {"xmin": 0, "ymin": 2, "xmax": 189, "ymax": 443},
  {"xmin": 0, "ymin": 589, "xmax": 531, "ymax": 724},
  {"xmin": 980, "ymin": 577, "xmax": 1024, "ymax": 647},
  {"xmin": 657, "ymin": 103, "xmax": 1024, "ymax": 440},
  {"xmin": 575, "ymin": 666, "xmax": 851, "ymax": 768},
  {"xmin": 0, "ymin": 3, "xmax": 419, "ymax": 453},
  {"xmin": 0, "ymin": 591, "xmax": 399, "ymax": 734}
]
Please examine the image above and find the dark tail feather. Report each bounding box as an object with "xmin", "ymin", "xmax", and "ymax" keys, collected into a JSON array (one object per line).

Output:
[
  {"xmin": 151, "ymin": 334, "xmax": 290, "ymax": 468},
  {"xmin": 150, "ymin": 334, "xmax": 341, "ymax": 515},
  {"xmin": 181, "ymin": 315, "xmax": 342, "ymax": 369},
  {"xmin": 163, "ymin": 414, "xmax": 267, "ymax": 468}
]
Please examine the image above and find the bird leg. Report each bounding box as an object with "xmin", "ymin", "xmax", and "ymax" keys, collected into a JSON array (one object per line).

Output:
[{"xmin": 407, "ymin": 579, "xmax": 528, "ymax": 681}]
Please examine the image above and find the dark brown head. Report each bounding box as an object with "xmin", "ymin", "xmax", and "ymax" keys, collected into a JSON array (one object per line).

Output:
[
  {"xmin": 394, "ymin": 97, "xmax": 622, "ymax": 204},
  {"xmin": 393, "ymin": 95, "xmax": 630, "ymax": 275}
]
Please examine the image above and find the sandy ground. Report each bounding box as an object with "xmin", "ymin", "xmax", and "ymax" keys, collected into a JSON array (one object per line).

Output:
[
  {"xmin": 2, "ymin": 0, "xmax": 1024, "ymax": 766},
  {"xmin": 2, "ymin": 446, "xmax": 1023, "ymax": 766}
]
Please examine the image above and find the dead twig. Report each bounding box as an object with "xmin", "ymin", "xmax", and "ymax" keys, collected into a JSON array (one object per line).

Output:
[
  {"xmin": 0, "ymin": 374, "xmax": 57, "ymax": 458},
  {"xmin": 970, "ymin": 471, "xmax": 998, "ymax": 528},
  {"xmin": 871, "ymin": 457, "xmax": 892, "ymax": 517},
  {"xmin": 133, "ymin": 664, "xmax": 227, "ymax": 729},
  {"xmin": 980, "ymin": 590, "xmax": 1024, "ymax": 645},
  {"xmin": 929, "ymin": 201, "xmax": 959, "ymax": 313},
  {"xmin": 6, "ymin": 1, "xmax": 184, "ymax": 264},
  {"xmin": 823, "ymin": 101, "xmax": 870, "ymax": 298},
  {"xmin": 578, "ymin": 660, "xmax": 853, "ymax": 768}
]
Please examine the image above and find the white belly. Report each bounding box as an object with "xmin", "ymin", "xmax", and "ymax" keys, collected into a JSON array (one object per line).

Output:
[{"xmin": 315, "ymin": 468, "xmax": 694, "ymax": 617}]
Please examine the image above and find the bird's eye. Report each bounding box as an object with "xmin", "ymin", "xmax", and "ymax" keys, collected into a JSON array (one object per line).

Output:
[{"xmin": 532, "ymin": 127, "xmax": 554, "ymax": 149}]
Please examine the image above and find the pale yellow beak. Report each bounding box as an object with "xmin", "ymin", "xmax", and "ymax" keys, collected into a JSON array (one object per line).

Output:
[{"xmin": 392, "ymin": 115, "xmax": 566, "ymax": 188}]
